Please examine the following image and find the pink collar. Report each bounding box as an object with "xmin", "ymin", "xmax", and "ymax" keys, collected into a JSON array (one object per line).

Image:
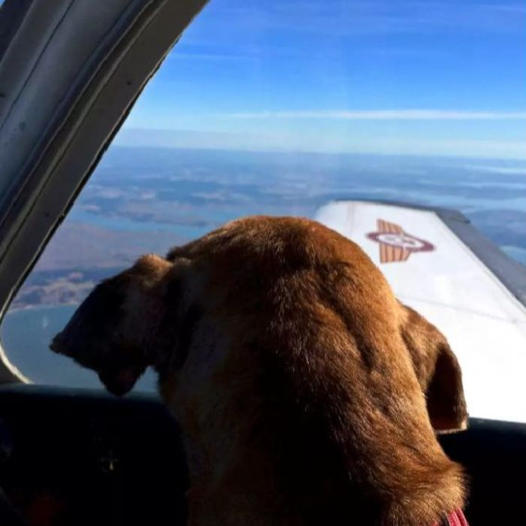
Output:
[{"xmin": 431, "ymin": 509, "xmax": 468, "ymax": 526}]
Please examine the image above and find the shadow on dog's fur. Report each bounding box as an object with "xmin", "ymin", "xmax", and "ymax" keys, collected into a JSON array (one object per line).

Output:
[{"xmin": 51, "ymin": 216, "xmax": 467, "ymax": 525}]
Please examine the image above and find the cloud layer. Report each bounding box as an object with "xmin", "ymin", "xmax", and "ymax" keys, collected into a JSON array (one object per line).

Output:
[{"xmin": 223, "ymin": 110, "xmax": 526, "ymax": 121}]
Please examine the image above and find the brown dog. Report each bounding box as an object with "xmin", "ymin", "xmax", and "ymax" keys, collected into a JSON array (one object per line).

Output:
[{"xmin": 50, "ymin": 216, "xmax": 468, "ymax": 525}]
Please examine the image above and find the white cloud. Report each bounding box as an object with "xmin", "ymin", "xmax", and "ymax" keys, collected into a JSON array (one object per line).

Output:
[
  {"xmin": 222, "ymin": 110, "xmax": 526, "ymax": 120},
  {"xmin": 462, "ymin": 165, "xmax": 526, "ymax": 175},
  {"xmin": 116, "ymin": 127, "xmax": 526, "ymax": 160}
]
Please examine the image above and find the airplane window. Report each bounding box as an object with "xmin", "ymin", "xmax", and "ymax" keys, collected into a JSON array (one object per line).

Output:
[{"xmin": 1, "ymin": 0, "xmax": 525, "ymax": 394}]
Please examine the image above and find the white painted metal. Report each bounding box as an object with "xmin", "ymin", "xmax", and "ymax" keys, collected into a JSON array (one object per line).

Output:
[{"xmin": 316, "ymin": 201, "xmax": 526, "ymax": 424}]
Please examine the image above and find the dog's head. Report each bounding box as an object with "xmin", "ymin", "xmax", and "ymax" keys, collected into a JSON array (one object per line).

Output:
[
  {"xmin": 50, "ymin": 217, "xmax": 467, "ymax": 437},
  {"xmin": 400, "ymin": 303, "xmax": 467, "ymax": 434},
  {"xmin": 49, "ymin": 216, "xmax": 469, "ymax": 523},
  {"xmin": 50, "ymin": 254, "xmax": 172, "ymax": 395}
]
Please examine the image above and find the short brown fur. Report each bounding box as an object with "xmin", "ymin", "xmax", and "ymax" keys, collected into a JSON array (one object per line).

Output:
[{"xmin": 51, "ymin": 216, "xmax": 468, "ymax": 525}]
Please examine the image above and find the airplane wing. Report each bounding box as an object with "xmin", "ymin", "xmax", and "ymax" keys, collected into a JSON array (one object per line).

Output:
[{"xmin": 315, "ymin": 200, "xmax": 526, "ymax": 424}]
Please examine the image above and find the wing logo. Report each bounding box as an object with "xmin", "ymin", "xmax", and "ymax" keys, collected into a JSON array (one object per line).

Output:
[{"xmin": 367, "ymin": 219, "xmax": 434, "ymax": 263}]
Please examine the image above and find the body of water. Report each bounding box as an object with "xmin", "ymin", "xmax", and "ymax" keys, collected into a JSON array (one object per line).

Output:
[{"xmin": 1, "ymin": 305, "xmax": 157, "ymax": 391}]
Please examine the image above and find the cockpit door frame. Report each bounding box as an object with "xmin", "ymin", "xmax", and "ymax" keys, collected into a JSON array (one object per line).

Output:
[{"xmin": 0, "ymin": 0, "xmax": 208, "ymax": 382}]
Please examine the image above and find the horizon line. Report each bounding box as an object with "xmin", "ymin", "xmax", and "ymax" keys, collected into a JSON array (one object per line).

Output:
[
  {"xmin": 115, "ymin": 128, "xmax": 526, "ymax": 162},
  {"xmin": 219, "ymin": 109, "xmax": 526, "ymax": 120}
]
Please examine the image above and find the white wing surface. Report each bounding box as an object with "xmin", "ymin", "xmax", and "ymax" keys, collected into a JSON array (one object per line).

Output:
[{"xmin": 315, "ymin": 200, "xmax": 526, "ymax": 424}]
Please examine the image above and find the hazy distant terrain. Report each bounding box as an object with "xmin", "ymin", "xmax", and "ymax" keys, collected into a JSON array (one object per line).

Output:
[
  {"xmin": 10, "ymin": 224, "xmax": 184, "ymax": 310},
  {"xmin": 2, "ymin": 146, "xmax": 525, "ymax": 388},
  {"xmin": 9, "ymin": 147, "xmax": 526, "ymax": 310}
]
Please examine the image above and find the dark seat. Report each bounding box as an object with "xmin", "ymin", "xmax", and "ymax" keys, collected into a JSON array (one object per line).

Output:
[{"xmin": 0, "ymin": 385, "xmax": 525, "ymax": 525}]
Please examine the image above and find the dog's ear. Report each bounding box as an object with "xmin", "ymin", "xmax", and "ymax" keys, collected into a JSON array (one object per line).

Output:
[
  {"xmin": 400, "ymin": 304, "xmax": 467, "ymax": 434},
  {"xmin": 424, "ymin": 341, "xmax": 467, "ymax": 434},
  {"xmin": 51, "ymin": 254, "xmax": 172, "ymax": 395}
]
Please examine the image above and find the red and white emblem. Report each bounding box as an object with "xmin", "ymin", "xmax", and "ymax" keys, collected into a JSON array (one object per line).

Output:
[{"xmin": 367, "ymin": 219, "xmax": 434, "ymax": 263}]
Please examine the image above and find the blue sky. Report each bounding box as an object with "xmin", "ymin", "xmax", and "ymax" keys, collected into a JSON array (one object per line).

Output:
[{"xmin": 119, "ymin": 0, "xmax": 526, "ymax": 159}]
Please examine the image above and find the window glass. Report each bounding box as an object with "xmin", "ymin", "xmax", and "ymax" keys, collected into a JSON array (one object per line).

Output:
[{"xmin": 1, "ymin": 0, "xmax": 525, "ymax": 393}]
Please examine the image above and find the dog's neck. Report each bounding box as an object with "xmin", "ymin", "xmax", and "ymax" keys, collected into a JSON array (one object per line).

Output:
[
  {"xmin": 176, "ymin": 407, "xmax": 467, "ymax": 526},
  {"xmin": 156, "ymin": 331, "xmax": 467, "ymax": 526}
]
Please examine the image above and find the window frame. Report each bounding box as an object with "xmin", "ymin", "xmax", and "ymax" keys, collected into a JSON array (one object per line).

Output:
[{"xmin": 0, "ymin": 0, "xmax": 208, "ymax": 383}]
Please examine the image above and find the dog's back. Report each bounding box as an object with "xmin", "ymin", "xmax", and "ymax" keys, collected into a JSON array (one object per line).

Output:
[{"xmin": 164, "ymin": 217, "xmax": 466, "ymax": 525}]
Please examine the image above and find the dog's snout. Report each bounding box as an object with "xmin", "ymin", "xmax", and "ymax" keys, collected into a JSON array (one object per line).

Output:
[{"xmin": 50, "ymin": 332, "xmax": 70, "ymax": 356}]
